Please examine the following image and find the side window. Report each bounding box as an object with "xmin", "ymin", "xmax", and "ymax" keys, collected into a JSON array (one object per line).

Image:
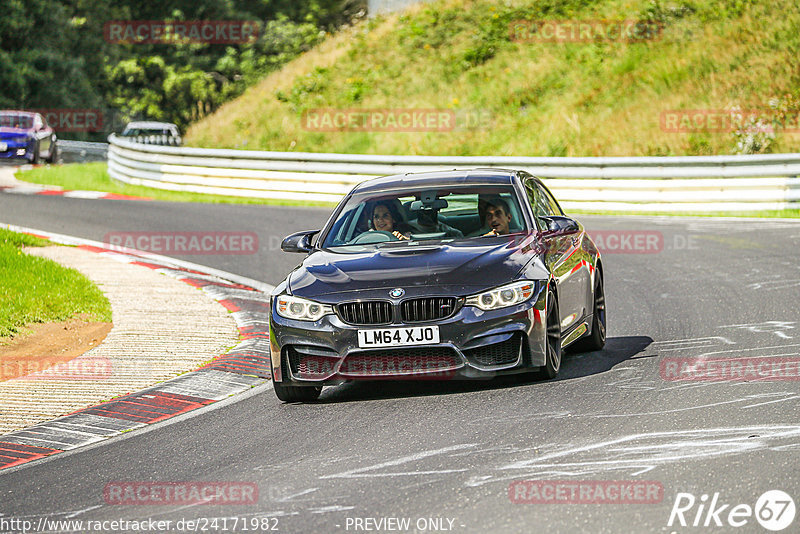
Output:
[
  {"xmin": 524, "ymin": 180, "xmax": 554, "ymax": 228},
  {"xmin": 540, "ymin": 183, "xmax": 564, "ymax": 215}
]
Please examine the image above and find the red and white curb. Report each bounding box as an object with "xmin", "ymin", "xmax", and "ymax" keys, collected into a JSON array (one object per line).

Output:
[
  {"xmin": 0, "ymin": 224, "xmax": 273, "ymax": 471},
  {"xmin": 0, "ymin": 185, "xmax": 150, "ymax": 201}
]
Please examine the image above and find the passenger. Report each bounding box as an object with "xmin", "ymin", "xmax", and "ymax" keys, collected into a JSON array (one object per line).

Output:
[{"xmin": 370, "ymin": 200, "xmax": 412, "ymax": 240}]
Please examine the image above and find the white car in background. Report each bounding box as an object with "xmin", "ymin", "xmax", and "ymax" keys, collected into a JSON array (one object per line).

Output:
[{"xmin": 120, "ymin": 121, "xmax": 181, "ymax": 146}]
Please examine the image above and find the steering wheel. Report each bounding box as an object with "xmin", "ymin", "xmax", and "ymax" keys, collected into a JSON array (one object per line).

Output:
[{"xmin": 351, "ymin": 230, "xmax": 400, "ymax": 244}]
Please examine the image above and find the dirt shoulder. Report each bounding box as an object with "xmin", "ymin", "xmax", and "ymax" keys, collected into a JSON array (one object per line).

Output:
[
  {"xmin": 0, "ymin": 245, "xmax": 239, "ymax": 434},
  {"xmin": 1, "ymin": 315, "xmax": 112, "ymax": 381}
]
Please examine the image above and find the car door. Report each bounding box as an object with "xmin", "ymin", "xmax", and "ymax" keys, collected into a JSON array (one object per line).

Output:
[
  {"xmin": 33, "ymin": 114, "xmax": 51, "ymax": 155},
  {"xmin": 524, "ymin": 178, "xmax": 588, "ymax": 333}
]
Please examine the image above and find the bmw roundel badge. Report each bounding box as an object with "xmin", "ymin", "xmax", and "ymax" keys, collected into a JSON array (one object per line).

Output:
[{"xmin": 389, "ymin": 288, "xmax": 405, "ymax": 298}]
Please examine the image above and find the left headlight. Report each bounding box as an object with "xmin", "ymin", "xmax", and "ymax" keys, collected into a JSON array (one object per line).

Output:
[
  {"xmin": 465, "ymin": 280, "xmax": 538, "ymax": 311},
  {"xmin": 275, "ymin": 294, "xmax": 333, "ymax": 321}
]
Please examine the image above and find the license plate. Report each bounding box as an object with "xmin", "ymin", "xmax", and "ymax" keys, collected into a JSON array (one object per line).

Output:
[
  {"xmin": 358, "ymin": 326, "xmax": 440, "ymax": 348},
  {"xmin": 0, "ymin": 142, "xmax": 6, "ymax": 151}
]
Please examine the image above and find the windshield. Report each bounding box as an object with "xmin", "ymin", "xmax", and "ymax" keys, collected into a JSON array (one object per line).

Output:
[
  {"xmin": 321, "ymin": 184, "xmax": 526, "ymax": 251},
  {"xmin": 0, "ymin": 113, "xmax": 34, "ymax": 129},
  {"xmin": 122, "ymin": 127, "xmax": 176, "ymax": 136}
]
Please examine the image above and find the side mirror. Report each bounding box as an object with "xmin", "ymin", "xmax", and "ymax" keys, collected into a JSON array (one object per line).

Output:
[
  {"xmin": 281, "ymin": 230, "xmax": 319, "ymax": 253},
  {"xmin": 540, "ymin": 216, "xmax": 580, "ymax": 236}
]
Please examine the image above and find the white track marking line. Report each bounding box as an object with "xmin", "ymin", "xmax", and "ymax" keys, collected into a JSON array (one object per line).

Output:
[
  {"xmin": 742, "ymin": 395, "xmax": 800, "ymax": 409},
  {"xmin": 320, "ymin": 444, "xmax": 477, "ymax": 479}
]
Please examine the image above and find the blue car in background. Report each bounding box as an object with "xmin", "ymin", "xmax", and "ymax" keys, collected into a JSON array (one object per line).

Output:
[{"xmin": 0, "ymin": 110, "xmax": 58, "ymax": 164}]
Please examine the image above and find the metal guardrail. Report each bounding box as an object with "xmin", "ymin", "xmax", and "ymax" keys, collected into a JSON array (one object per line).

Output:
[
  {"xmin": 107, "ymin": 134, "xmax": 800, "ymax": 211},
  {"xmin": 58, "ymin": 140, "xmax": 109, "ymax": 164}
]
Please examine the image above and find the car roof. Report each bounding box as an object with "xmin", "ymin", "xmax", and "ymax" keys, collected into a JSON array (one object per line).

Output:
[
  {"xmin": 0, "ymin": 110, "xmax": 37, "ymax": 116},
  {"xmin": 124, "ymin": 121, "xmax": 178, "ymax": 129},
  {"xmin": 352, "ymin": 168, "xmax": 519, "ymax": 194}
]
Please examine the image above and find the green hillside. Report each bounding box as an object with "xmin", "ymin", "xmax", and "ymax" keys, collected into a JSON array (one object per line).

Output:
[{"xmin": 185, "ymin": 0, "xmax": 800, "ymax": 156}]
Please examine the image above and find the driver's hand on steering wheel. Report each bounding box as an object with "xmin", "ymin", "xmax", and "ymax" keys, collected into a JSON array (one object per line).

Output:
[{"xmin": 392, "ymin": 230, "xmax": 409, "ymax": 240}]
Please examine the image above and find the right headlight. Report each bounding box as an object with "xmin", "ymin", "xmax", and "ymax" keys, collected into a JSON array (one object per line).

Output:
[
  {"xmin": 275, "ymin": 294, "xmax": 332, "ymax": 321},
  {"xmin": 465, "ymin": 280, "xmax": 537, "ymax": 311}
]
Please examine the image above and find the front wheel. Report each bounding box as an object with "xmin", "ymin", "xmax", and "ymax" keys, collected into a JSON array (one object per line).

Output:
[
  {"xmin": 46, "ymin": 141, "xmax": 58, "ymax": 164},
  {"xmin": 273, "ymin": 382, "xmax": 322, "ymax": 402},
  {"xmin": 540, "ymin": 288, "xmax": 562, "ymax": 379},
  {"xmin": 30, "ymin": 142, "xmax": 40, "ymax": 164},
  {"xmin": 572, "ymin": 272, "xmax": 606, "ymax": 352}
]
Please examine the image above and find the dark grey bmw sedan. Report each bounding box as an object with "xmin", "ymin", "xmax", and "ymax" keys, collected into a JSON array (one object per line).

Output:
[{"xmin": 269, "ymin": 169, "xmax": 605, "ymax": 402}]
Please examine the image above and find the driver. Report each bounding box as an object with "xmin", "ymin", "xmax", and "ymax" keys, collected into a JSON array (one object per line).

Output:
[
  {"xmin": 370, "ymin": 200, "xmax": 411, "ymax": 240},
  {"xmin": 483, "ymin": 198, "xmax": 512, "ymax": 235}
]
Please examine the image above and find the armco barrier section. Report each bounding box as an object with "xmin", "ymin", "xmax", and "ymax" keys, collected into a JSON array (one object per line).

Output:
[
  {"xmin": 59, "ymin": 140, "xmax": 109, "ymax": 164},
  {"xmin": 107, "ymin": 134, "xmax": 800, "ymax": 211}
]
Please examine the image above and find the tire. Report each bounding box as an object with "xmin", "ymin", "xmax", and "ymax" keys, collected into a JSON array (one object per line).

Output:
[
  {"xmin": 273, "ymin": 382, "xmax": 322, "ymax": 402},
  {"xmin": 573, "ymin": 272, "xmax": 606, "ymax": 352},
  {"xmin": 46, "ymin": 141, "xmax": 58, "ymax": 164},
  {"xmin": 541, "ymin": 288, "xmax": 562, "ymax": 379},
  {"xmin": 30, "ymin": 142, "xmax": 40, "ymax": 164}
]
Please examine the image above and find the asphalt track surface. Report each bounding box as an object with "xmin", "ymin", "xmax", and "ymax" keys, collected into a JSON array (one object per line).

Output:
[{"xmin": 1, "ymin": 191, "xmax": 799, "ymax": 533}]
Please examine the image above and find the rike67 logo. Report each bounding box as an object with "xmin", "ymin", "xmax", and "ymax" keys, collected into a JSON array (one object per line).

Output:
[{"xmin": 668, "ymin": 490, "xmax": 796, "ymax": 531}]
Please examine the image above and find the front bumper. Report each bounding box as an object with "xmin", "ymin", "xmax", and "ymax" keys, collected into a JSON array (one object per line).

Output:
[
  {"xmin": 0, "ymin": 140, "xmax": 33, "ymax": 160},
  {"xmin": 270, "ymin": 286, "xmax": 548, "ymax": 385}
]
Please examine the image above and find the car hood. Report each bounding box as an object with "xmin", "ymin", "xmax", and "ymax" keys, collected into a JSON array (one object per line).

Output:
[
  {"xmin": 0, "ymin": 127, "xmax": 33, "ymax": 138},
  {"xmin": 288, "ymin": 235, "xmax": 545, "ymax": 299}
]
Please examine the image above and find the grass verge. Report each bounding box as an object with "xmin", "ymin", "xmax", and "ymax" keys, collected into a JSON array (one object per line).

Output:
[
  {"xmin": 14, "ymin": 162, "xmax": 798, "ymax": 218},
  {"xmin": 185, "ymin": 0, "xmax": 800, "ymax": 157},
  {"xmin": 0, "ymin": 228, "xmax": 112, "ymax": 338},
  {"xmin": 571, "ymin": 209, "xmax": 800, "ymax": 218},
  {"xmin": 15, "ymin": 163, "xmax": 338, "ymax": 207}
]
